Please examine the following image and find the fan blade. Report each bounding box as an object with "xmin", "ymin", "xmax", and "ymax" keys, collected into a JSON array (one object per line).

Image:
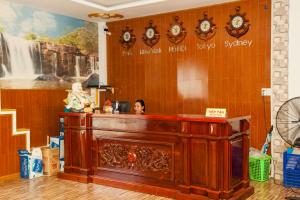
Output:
[
  {"xmin": 289, "ymin": 100, "xmax": 300, "ymax": 118},
  {"xmin": 278, "ymin": 109, "xmax": 298, "ymax": 121},
  {"xmin": 276, "ymin": 121, "xmax": 298, "ymax": 124},
  {"xmin": 278, "ymin": 123, "xmax": 299, "ymax": 136},
  {"xmin": 289, "ymin": 125, "xmax": 300, "ymax": 144}
]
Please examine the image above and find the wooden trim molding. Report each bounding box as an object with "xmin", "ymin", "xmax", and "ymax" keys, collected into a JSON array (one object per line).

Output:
[
  {"xmin": 0, "ymin": 173, "xmax": 19, "ymax": 181},
  {"xmin": 0, "ymin": 109, "xmax": 30, "ymax": 151}
]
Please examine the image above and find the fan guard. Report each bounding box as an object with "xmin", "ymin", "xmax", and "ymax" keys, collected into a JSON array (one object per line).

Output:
[{"xmin": 276, "ymin": 96, "xmax": 300, "ymax": 147}]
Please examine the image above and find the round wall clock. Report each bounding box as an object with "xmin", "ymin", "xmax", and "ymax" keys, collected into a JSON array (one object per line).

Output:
[
  {"xmin": 146, "ymin": 28, "xmax": 155, "ymax": 39},
  {"xmin": 200, "ymin": 20, "xmax": 211, "ymax": 32},
  {"xmin": 123, "ymin": 31, "xmax": 131, "ymax": 42},
  {"xmin": 195, "ymin": 12, "xmax": 217, "ymax": 41},
  {"xmin": 167, "ymin": 16, "xmax": 186, "ymax": 44},
  {"xmin": 142, "ymin": 20, "xmax": 160, "ymax": 47},
  {"xmin": 225, "ymin": 6, "xmax": 250, "ymax": 38},
  {"xmin": 171, "ymin": 25, "xmax": 181, "ymax": 36},
  {"xmin": 119, "ymin": 26, "xmax": 136, "ymax": 49}
]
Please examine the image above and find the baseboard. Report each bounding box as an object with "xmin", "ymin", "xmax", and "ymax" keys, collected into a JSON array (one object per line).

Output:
[{"xmin": 0, "ymin": 173, "xmax": 19, "ymax": 181}]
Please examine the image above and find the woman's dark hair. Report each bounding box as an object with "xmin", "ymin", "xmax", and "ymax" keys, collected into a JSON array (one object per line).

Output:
[{"xmin": 135, "ymin": 99, "xmax": 145, "ymax": 112}]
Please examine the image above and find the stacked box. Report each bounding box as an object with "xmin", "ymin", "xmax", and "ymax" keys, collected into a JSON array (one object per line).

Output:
[
  {"xmin": 50, "ymin": 136, "xmax": 64, "ymax": 171},
  {"xmin": 283, "ymin": 151, "xmax": 300, "ymax": 188},
  {"xmin": 18, "ymin": 148, "xmax": 43, "ymax": 179},
  {"xmin": 29, "ymin": 148, "xmax": 43, "ymax": 179},
  {"xmin": 60, "ymin": 160, "xmax": 65, "ymax": 172},
  {"xmin": 58, "ymin": 117, "xmax": 65, "ymax": 170},
  {"xmin": 41, "ymin": 147, "xmax": 59, "ymax": 176},
  {"xmin": 18, "ymin": 150, "xmax": 30, "ymax": 179},
  {"xmin": 50, "ymin": 136, "xmax": 64, "ymax": 160},
  {"xmin": 59, "ymin": 117, "xmax": 64, "ymax": 136}
]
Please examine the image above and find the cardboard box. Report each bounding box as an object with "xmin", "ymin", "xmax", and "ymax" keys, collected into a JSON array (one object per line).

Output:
[
  {"xmin": 59, "ymin": 117, "xmax": 64, "ymax": 136},
  {"xmin": 18, "ymin": 148, "xmax": 43, "ymax": 179},
  {"xmin": 41, "ymin": 147, "xmax": 59, "ymax": 176},
  {"xmin": 60, "ymin": 160, "xmax": 65, "ymax": 172},
  {"xmin": 50, "ymin": 136, "xmax": 64, "ymax": 160},
  {"xmin": 18, "ymin": 149, "xmax": 30, "ymax": 179}
]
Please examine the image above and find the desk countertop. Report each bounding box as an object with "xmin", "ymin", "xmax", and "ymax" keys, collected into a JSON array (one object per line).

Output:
[{"xmin": 60, "ymin": 112, "xmax": 250, "ymax": 123}]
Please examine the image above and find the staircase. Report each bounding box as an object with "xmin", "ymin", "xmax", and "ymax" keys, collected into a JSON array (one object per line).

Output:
[{"xmin": 0, "ymin": 91, "xmax": 30, "ymax": 151}]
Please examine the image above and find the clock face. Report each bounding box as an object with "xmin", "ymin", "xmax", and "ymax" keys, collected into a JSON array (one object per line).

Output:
[
  {"xmin": 231, "ymin": 15, "xmax": 244, "ymax": 29},
  {"xmin": 171, "ymin": 24, "xmax": 181, "ymax": 36},
  {"xmin": 200, "ymin": 20, "xmax": 211, "ymax": 32},
  {"xmin": 146, "ymin": 28, "xmax": 155, "ymax": 39},
  {"xmin": 119, "ymin": 26, "xmax": 136, "ymax": 49},
  {"xmin": 123, "ymin": 31, "xmax": 131, "ymax": 42}
]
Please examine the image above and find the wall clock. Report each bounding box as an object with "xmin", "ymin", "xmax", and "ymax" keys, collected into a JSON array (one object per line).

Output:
[
  {"xmin": 119, "ymin": 26, "xmax": 136, "ymax": 49},
  {"xmin": 225, "ymin": 6, "xmax": 250, "ymax": 38},
  {"xmin": 167, "ymin": 16, "xmax": 186, "ymax": 44},
  {"xmin": 142, "ymin": 20, "xmax": 160, "ymax": 47},
  {"xmin": 195, "ymin": 12, "xmax": 217, "ymax": 41}
]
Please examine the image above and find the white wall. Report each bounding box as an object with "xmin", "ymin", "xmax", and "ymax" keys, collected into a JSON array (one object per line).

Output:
[
  {"xmin": 98, "ymin": 22, "xmax": 107, "ymax": 85},
  {"xmin": 288, "ymin": 0, "xmax": 300, "ymax": 98}
]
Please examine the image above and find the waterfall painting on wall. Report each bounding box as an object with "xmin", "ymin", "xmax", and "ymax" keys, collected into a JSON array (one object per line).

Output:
[{"xmin": 0, "ymin": 0, "xmax": 98, "ymax": 89}]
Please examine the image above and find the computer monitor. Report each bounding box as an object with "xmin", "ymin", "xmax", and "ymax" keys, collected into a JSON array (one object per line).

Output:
[{"xmin": 112, "ymin": 101, "xmax": 131, "ymax": 113}]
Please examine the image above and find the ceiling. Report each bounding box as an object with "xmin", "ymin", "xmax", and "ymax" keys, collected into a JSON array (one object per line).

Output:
[
  {"xmin": 8, "ymin": 0, "xmax": 238, "ymax": 22},
  {"xmin": 89, "ymin": 0, "xmax": 141, "ymax": 7}
]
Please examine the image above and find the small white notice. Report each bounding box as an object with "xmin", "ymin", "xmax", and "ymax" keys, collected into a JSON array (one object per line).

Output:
[{"xmin": 205, "ymin": 108, "xmax": 227, "ymax": 118}]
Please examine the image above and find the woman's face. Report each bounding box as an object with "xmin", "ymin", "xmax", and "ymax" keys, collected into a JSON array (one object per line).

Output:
[{"xmin": 134, "ymin": 102, "xmax": 144, "ymax": 114}]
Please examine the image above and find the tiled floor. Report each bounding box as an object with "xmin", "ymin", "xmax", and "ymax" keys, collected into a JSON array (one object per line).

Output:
[{"xmin": 0, "ymin": 176, "xmax": 299, "ymax": 200}]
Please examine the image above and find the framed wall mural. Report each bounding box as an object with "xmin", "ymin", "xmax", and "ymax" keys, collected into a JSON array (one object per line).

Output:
[
  {"xmin": 119, "ymin": 26, "xmax": 136, "ymax": 49},
  {"xmin": 167, "ymin": 16, "xmax": 186, "ymax": 44},
  {"xmin": 0, "ymin": 1, "xmax": 99, "ymax": 89},
  {"xmin": 142, "ymin": 20, "xmax": 160, "ymax": 47},
  {"xmin": 195, "ymin": 12, "xmax": 217, "ymax": 41},
  {"xmin": 225, "ymin": 6, "xmax": 250, "ymax": 38}
]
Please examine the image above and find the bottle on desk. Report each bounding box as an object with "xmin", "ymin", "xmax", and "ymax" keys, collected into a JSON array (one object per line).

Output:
[{"xmin": 113, "ymin": 101, "xmax": 119, "ymax": 114}]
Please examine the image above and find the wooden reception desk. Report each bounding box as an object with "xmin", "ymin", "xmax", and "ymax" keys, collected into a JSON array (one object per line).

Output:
[{"xmin": 58, "ymin": 113, "xmax": 253, "ymax": 200}]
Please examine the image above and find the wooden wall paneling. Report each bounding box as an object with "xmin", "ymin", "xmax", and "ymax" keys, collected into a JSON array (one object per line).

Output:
[
  {"xmin": 1, "ymin": 89, "xmax": 66, "ymax": 147},
  {"xmin": 161, "ymin": 14, "xmax": 178, "ymax": 115},
  {"xmin": 256, "ymin": 0, "xmax": 271, "ymax": 148},
  {"xmin": 107, "ymin": 0, "xmax": 271, "ymax": 149},
  {"xmin": 143, "ymin": 17, "xmax": 161, "ymax": 114},
  {"xmin": 0, "ymin": 115, "xmax": 26, "ymax": 177},
  {"xmin": 160, "ymin": 14, "xmax": 170, "ymax": 114}
]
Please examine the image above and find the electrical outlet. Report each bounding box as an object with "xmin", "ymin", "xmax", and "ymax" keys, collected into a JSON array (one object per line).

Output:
[{"xmin": 261, "ymin": 88, "xmax": 272, "ymax": 96}]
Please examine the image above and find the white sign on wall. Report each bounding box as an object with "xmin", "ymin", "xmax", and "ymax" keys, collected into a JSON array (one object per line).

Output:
[{"xmin": 205, "ymin": 108, "xmax": 227, "ymax": 118}]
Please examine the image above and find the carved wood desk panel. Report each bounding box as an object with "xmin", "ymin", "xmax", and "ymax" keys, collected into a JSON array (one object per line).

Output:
[{"xmin": 58, "ymin": 113, "xmax": 253, "ymax": 200}]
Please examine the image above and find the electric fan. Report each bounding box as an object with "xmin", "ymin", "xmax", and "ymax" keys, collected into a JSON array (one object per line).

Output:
[
  {"xmin": 276, "ymin": 96, "xmax": 300, "ymax": 200},
  {"xmin": 276, "ymin": 96, "xmax": 300, "ymax": 147}
]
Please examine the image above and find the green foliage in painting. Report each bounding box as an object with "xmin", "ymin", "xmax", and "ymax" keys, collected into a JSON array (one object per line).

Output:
[
  {"xmin": 19, "ymin": 21, "xmax": 98, "ymax": 55},
  {"xmin": 56, "ymin": 30, "xmax": 78, "ymax": 46},
  {"xmin": 24, "ymin": 32, "xmax": 37, "ymax": 40},
  {"xmin": 38, "ymin": 35, "xmax": 52, "ymax": 43},
  {"xmin": 56, "ymin": 22, "xmax": 98, "ymax": 55}
]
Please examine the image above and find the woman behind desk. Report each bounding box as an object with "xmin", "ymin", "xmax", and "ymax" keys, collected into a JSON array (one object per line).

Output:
[
  {"xmin": 112, "ymin": 99, "xmax": 145, "ymax": 114},
  {"xmin": 134, "ymin": 99, "xmax": 145, "ymax": 114}
]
